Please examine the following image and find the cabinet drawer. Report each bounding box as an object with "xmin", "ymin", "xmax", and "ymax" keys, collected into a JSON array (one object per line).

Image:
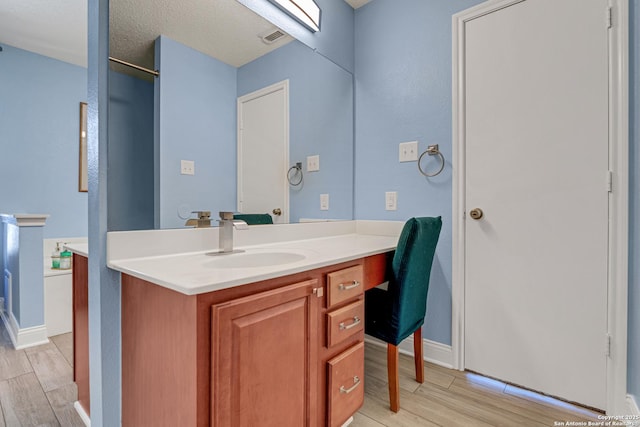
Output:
[
  {"xmin": 327, "ymin": 342, "xmax": 364, "ymax": 427},
  {"xmin": 327, "ymin": 265, "xmax": 364, "ymax": 309},
  {"xmin": 326, "ymin": 299, "xmax": 364, "ymax": 347}
]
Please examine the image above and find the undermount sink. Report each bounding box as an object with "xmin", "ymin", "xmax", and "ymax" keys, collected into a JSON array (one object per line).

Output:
[{"xmin": 204, "ymin": 251, "xmax": 306, "ymax": 269}]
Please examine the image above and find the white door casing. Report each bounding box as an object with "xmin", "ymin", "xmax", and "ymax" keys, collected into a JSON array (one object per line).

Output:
[
  {"xmin": 237, "ymin": 80, "xmax": 290, "ymax": 224},
  {"xmin": 452, "ymin": 0, "xmax": 628, "ymax": 414}
]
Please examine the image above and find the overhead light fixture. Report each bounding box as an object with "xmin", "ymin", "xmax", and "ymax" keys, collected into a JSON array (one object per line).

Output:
[{"xmin": 267, "ymin": 0, "xmax": 321, "ymax": 32}]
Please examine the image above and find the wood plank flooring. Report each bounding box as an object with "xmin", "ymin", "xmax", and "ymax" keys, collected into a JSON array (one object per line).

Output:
[
  {"xmin": 0, "ymin": 321, "xmax": 84, "ymax": 426},
  {"xmin": 354, "ymin": 342, "xmax": 603, "ymax": 427},
  {"xmin": 0, "ymin": 318, "xmax": 602, "ymax": 426}
]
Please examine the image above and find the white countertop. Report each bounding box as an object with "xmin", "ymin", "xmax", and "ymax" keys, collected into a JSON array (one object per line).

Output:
[
  {"xmin": 65, "ymin": 243, "xmax": 89, "ymax": 257},
  {"xmin": 44, "ymin": 266, "xmax": 73, "ymax": 277},
  {"xmin": 107, "ymin": 221, "xmax": 402, "ymax": 295},
  {"xmin": 109, "ymin": 234, "xmax": 396, "ymax": 295}
]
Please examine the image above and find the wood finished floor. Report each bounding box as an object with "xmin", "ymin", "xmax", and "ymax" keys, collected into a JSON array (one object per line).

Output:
[
  {"xmin": 0, "ymin": 319, "xmax": 601, "ymax": 426},
  {"xmin": 0, "ymin": 321, "xmax": 84, "ymax": 426},
  {"xmin": 354, "ymin": 342, "xmax": 602, "ymax": 427}
]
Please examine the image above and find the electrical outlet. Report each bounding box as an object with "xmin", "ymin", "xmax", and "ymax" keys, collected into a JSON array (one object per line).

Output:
[
  {"xmin": 385, "ymin": 191, "xmax": 397, "ymax": 211},
  {"xmin": 181, "ymin": 160, "xmax": 195, "ymax": 175},
  {"xmin": 307, "ymin": 155, "xmax": 320, "ymax": 172},
  {"xmin": 320, "ymin": 194, "xmax": 329, "ymax": 210},
  {"xmin": 399, "ymin": 141, "xmax": 419, "ymax": 162}
]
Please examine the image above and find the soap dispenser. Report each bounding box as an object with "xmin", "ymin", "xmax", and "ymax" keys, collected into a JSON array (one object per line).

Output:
[
  {"xmin": 51, "ymin": 242, "xmax": 62, "ymax": 269},
  {"xmin": 59, "ymin": 245, "xmax": 72, "ymax": 270}
]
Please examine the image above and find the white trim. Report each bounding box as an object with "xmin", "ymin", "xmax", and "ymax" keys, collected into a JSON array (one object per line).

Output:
[
  {"xmin": 364, "ymin": 334, "xmax": 453, "ymax": 369},
  {"xmin": 605, "ymin": 0, "xmax": 629, "ymax": 416},
  {"xmin": 237, "ymin": 80, "xmax": 290, "ymax": 224},
  {"xmin": 451, "ymin": 0, "xmax": 629, "ymax": 415},
  {"xmin": 340, "ymin": 416, "xmax": 354, "ymax": 427},
  {"xmin": 0, "ymin": 309, "xmax": 48, "ymax": 350},
  {"xmin": 74, "ymin": 401, "xmax": 91, "ymax": 426},
  {"xmin": 627, "ymin": 395, "xmax": 640, "ymax": 416},
  {"xmin": 0, "ymin": 213, "xmax": 49, "ymax": 227}
]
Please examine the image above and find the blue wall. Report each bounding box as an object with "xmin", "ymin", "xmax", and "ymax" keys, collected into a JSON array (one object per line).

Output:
[
  {"xmin": 154, "ymin": 36, "xmax": 237, "ymax": 229},
  {"xmin": 237, "ymin": 0, "xmax": 355, "ymax": 72},
  {"xmin": 354, "ymin": 0, "xmax": 484, "ymax": 345},
  {"xmin": 108, "ymin": 71, "xmax": 155, "ymax": 231},
  {"xmin": 0, "ymin": 45, "xmax": 152, "ymax": 236},
  {"xmin": 0, "ymin": 45, "xmax": 88, "ymax": 238},
  {"xmin": 628, "ymin": 0, "xmax": 640, "ymax": 405},
  {"xmin": 238, "ymin": 40, "xmax": 354, "ymax": 222},
  {"xmin": 354, "ymin": 0, "xmax": 640, "ymax": 403},
  {"xmin": 4, "ymin": 223, "xmax": 45, "ymax": 328}
]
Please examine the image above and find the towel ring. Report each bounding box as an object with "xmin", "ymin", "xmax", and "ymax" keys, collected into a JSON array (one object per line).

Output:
[
  {"xmin": 287, "ymin": 162, "xmax": 303, "ymax": 186},
  {"xmin": 418, "ymin": 144, "xmax": 445, "ymax": 177}
]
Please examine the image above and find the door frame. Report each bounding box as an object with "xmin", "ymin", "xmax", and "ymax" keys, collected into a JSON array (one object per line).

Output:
[
  {"xmin": 237, "ymin": 80, "xmax": 290, "ymax": 223},
  {"xmin": 451, "ymin": 0, "xmax": 629, "ymax": 414}
]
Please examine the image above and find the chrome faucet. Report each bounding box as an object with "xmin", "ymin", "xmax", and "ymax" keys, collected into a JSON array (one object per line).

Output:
[
  {"xmin": 185, "ymin": 211, "xmax": 212, "ymax": 228},
  {"xmin": 217, "ymin": 211, "xmax": 248, "ymax": 254}
]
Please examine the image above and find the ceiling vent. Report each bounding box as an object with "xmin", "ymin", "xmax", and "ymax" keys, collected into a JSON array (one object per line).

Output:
[{"xmin": 260, "ymin": 29, "xmax": 288, "ymax": 44}]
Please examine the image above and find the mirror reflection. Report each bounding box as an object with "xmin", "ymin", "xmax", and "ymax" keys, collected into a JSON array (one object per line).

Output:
[
  {"xmin": 109, "ymin": 0, "xmax": 354, "ymax": 230},
  {"xmin": 1, "ymin": 0, "xmax": 354, "ymax": 235}
]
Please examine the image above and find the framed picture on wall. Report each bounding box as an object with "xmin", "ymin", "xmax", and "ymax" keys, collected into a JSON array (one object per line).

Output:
[{"xmin": 79, "ymin": 102, "xmax": 88, "ymax": 192}]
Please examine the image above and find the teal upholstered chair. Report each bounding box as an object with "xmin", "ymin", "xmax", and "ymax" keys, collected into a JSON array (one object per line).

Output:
[
  {"xmin": 365, "ymin": 216, "xmax": 442, "ymax": 412},
  {"xmin": 232, "ymin": 213, "xmax": 273, "ymax": 225}
]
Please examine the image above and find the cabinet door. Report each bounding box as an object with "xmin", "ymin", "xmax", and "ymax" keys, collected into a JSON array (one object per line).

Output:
[
  {"xmin": 211, "ymin": 279, "xmax": 319, "ymax": 427},
  {"xmin": 327, "ymin": 342, "xmax": 365, "ymax": 427}
]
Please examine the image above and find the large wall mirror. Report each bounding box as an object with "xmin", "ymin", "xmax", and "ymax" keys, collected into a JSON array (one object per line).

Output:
[{"xmin": 109, "ymin": 0, "xmax": 354, "ymax": 230}]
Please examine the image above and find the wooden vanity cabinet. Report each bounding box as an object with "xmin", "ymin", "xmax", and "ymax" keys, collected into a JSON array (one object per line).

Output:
[
  {"xmin": 121, "ymin": 254, "xmax": 388, "ymax": 427},
  {"xmin": 72, "ymin": 254, "xmax": 90, "ymax": 418},
  {"xmin": 320, "ymin": 265, "xmax": 366, "ymax": 427},
  {"xmin": 210, "ymin": 279, "xmax": 320, "ymax": 427}
]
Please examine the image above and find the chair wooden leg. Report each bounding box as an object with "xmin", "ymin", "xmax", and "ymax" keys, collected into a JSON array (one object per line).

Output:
[
  {"xmin": 414, "ymin": 328, "xmax": 424, "ymax": 383},
  {"xmin": 387, "ymin": 343, "xmax": 400, "ymax": 412}
]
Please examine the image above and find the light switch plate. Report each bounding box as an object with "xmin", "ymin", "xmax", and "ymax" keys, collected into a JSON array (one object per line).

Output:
[
  {"xmin": 320, "ymin": 194, "xmax": 329, "ymax": 210},
  {"xmin": 385, "ymin": 191, "xmax": 397, "ymax": 211},
  {"xmin": 307, "ymin": 155, "xmax": 320, "ymax": 172},
  {"xmin": 399, "ymin": 141, "xmax": 418, "ymax": 162},
  {"xmin": 181, "ymin": 160, "xmax": 195, "ymax": 175}
]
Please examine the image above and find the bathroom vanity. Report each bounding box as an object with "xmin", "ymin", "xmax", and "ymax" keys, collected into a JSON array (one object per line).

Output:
[
  {"xmin": 65, "ymin": 244, "xmax": 90, "ymax": 424},
  {"xmin": 74, "ymin": 221, "xmax": 400, "ymax": 427}
]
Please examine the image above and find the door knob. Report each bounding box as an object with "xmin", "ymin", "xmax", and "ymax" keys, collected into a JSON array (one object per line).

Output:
[
  {"xmin": 272, "ymin": 208, "xmax": 282, "ymax": 216},
  {"xmin": 469, "ymin": 208, "xmax": 484, "ymax": 220}
]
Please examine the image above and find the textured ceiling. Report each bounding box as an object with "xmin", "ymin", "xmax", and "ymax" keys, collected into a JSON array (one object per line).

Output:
[
  {"xmin": 344, "ymin": 0, "xmax": 373, "ymax": 9},
  {"xmin": 0, "ymin": 0, "xmax": 370, "ymax": 76},
  {"xmin": 110, "ymin": 0, "xmax": 293, "ymax": 75}
]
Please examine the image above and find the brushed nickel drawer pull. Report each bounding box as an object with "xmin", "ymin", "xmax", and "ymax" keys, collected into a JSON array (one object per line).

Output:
[
  {"xmin": 338, "ymin": 281, "xmax": 360, "ymax": 291},
  {"xmin": 339, "ymin": 316, "xmax": 361, "ymax": 331},
  {"xmin": 339, "ymin": 376, "xmax": 361, "ymax": 394}
]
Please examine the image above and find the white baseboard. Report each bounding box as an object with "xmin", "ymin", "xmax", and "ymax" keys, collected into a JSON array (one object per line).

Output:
[
  {"xmin": 627, "ymin": 394, "xmax": 640, "ymax": 416},
  {"xmin": 340, "ymin": 416, "xmax": 354, "ymax": 426},
  {"xmin": 74, "ymin": 401, "xmax": 91, "ymax": 426},
  {"xmin": 0, "ymin": 308, "xmax": 48, "ymax": 350},
  {"xmin": 364, "ymin": 334, "xmax": 453, "ymax": 369}
]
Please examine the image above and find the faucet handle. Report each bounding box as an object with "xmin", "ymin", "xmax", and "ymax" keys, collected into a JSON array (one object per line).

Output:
[
  {"xmin": 193, "ymin": 211, "xmax": 211, "ymax": 220},
  {"xmin": 232, "ymin": 219, "xmax": 249, "ymax": 230},
  {"xmin": 219, "ymin": 211, "xmax": 234, "ymax": 220}
]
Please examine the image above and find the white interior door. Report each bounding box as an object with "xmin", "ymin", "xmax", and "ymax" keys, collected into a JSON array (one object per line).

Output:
[
  {"xmin": 237, "ymin": 81, "xmax": 289, "ymax": 224},
  {"xmin": 463, "ymin": 0, "xmax": 609, "ymax": 409}
]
